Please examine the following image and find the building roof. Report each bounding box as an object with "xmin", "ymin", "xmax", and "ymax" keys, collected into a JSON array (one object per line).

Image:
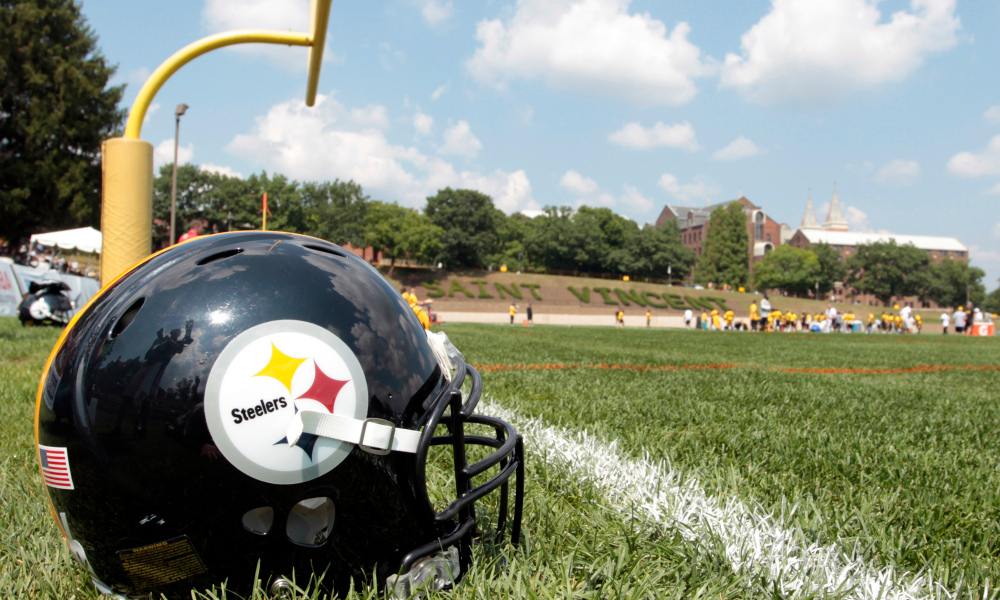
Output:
[
  {"xmin": 796, "ymin": 229, "xmax": 967, "ymax": 252},
  {"xmin": 666, "ymin": 197, "xmax": 757, "ymax": 230}
]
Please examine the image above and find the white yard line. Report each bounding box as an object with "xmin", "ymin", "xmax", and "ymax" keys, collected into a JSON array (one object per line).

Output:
[{"xmin": 483, "ymin": 401, "xmax": 966, "ymax": 600}]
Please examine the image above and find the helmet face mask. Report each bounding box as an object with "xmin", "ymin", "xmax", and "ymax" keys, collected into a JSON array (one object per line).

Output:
[{"xmin": 36, "ymin": 232, "xmax": 523, "ymax": 598}]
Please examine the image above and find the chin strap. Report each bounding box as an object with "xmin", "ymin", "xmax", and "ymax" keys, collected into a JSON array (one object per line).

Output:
[
  {"xmin": 286, "ymin": 411, "xmax": 421, "ymax": 455},
  {"xmin": 285, "ymin": 330, "xmax": 463, "ymax": 456}
]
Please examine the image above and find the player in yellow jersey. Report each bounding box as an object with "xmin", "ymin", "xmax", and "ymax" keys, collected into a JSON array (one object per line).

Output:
[
  {"xmin": 509, "ymin": 303, "xmax": 516, "ymax": 326},
  {"xmin": 711, "ymin": 309, "xmax": 721, "ymax": 330},
  {"xmin": 724, "ymin": 309, "xmax": 734, "ymax": 330},
  {"xmin": 405, "ymin": 289, "xmax": 430, "ymax": 330},
  {"xmin": 749, "ymin": 300, "xmax": 759, "ymax": 331}
]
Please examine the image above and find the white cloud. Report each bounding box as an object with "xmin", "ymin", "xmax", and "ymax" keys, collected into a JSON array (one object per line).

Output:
[
  {"xmin": 712, "ymin": 136, "xmax": 763, "ymax": 161},
  {"xmin": 876, "ymin": 159, "xmax": 920, "ymax": 185},
  {"xmin": 349, "ymin": 105, "xmax": 390, "ymax": 129},
  {"xmin": 720, "ymin": 0, "xmax": 961, "ymax": 104},
  {"xmin": 608, "ymin": 121, "xmax": 699, "ymax": 151},
  {"xmin": 200, "ymin": 164, "xmax": 244, "ymax": 179},
  {"xmin": 411, "ymin": 0, "xmax": 453, "ymax": 25},
  {"xmin": 201, "ymin": 0, "xmax": 339, "ymax": 69},
  {"xmin": 985, "ymin": 106, "xmax": 1000, "ymax": 124},
  {"xmin": 657, "ymin": 173, "xmax": 720, "ymax": 205},
  {"xmin": 560, "ymin": 170, "xmax": 599, "ymax": 195},
  {"xmin": 431, "ymin": 82, "xmax": 450, "ymax": 101},
  {"xmin": 993, "ymin": 223, "xmax": 1000, "ymax": 239},
  {"xmin": 413, "ymin": 112, "xmax": 434, "ymax": 135},
  {"xmin": 466, "ymin": 0, "xmax": 715, "ymax": 106},
  {"xmin": 142, "ymin": 103, "xmax": 160, "ymax": 125},
  {"xmin": 986, "ymin": 183, "xmax": 1000, "ymax": 196},
  {"xmin": 226, "ymin": 94, "xmax": 534, "ymax": 212},
  {"xmin": 439, "ymin": 121, "xmax": 482, "ymax": 158},
  {"xmin": 969, "ymin": 244, "xmax": 1000, "ymax": 265},
  {"xmin": 947, "ymin": 135, "xmax": 1000, "ymax": 177},
  {"xmin": 619, "ymin": 184, "xmax": 653, "ymax": 214},
  {"xmin": 844, "ymin": 206, "xmax": 873, "ymax": 232},
  {"xmin": 559, "ymin": 170, "xmax": 653, "ymax": 217},
  {"xmin": 153, "ymin": 139, "xmax": 193, "ymax": 171}
]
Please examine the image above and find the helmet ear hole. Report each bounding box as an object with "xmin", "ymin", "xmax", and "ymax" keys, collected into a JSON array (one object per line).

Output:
[
  {"xmin": 242, "ymin": 506, "xmax": 275, "ymax": 535},
  {"xmin": 286, "ymin": 497, "xmax": 335, "ymax": 547},
  {"xmin": 109, "ymin": 297, "xmax": 145, "ymax": 340}
]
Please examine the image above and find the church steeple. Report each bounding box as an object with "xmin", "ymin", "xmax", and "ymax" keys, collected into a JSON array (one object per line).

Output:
[
  {"xmin": 822, "ymin": 184, "xmax": 848, "ymax": 231},
  {"xmin": 800, "ymin": 190, "xmax": 820, "ymax": 229}
]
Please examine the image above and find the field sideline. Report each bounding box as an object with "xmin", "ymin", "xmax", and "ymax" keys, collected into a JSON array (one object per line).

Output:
[{"xmin": 2, "ymin": 318, "xmax": 998, "ymax": 599}]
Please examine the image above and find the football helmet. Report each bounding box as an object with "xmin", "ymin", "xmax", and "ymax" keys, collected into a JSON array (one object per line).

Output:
[{"xmin": 35, "ymin": 231, "xmax": 524, "ymax": 598}]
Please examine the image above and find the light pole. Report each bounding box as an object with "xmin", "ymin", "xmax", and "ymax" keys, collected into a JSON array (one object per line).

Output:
[{"xmin": 169, "ymin": 103, "xmax": 189, "ymax": 245}]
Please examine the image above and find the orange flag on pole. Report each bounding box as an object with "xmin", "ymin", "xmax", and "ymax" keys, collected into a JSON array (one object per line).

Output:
[{"xmin": 262, "ymin": 193, "xmax": 268, "ymax": 231}]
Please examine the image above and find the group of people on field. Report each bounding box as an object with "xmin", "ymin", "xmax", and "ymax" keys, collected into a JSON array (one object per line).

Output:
[
  {"xmin": 509, "ymin": 303, "xmax": 533, "ymax": 326},
  {"xmin": 688, "ymin": 295, "xmax": 945, "ymax": 335},
  {"xmin": 940, "ymin": 305, "xmax": 989, "ymax": 334}
]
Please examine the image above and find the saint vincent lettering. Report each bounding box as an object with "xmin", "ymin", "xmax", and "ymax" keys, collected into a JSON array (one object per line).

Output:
[{"xmin": 231, "ymin": 397, "xmax": 288, "ymax": 424}]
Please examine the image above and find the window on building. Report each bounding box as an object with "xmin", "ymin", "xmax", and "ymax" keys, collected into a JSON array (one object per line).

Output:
[{"xmin": 766, "ymin": 233, "xmax": 771, "ymax": 242}]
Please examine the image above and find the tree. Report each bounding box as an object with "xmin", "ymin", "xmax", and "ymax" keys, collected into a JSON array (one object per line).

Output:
[
  {"xmin": 523, "ymin": 206, "xmax": 603, "ymax": 273},
  {"xmin": 625, "ymin": 222, "xmax": 696, "ymax": 281},
  {"xmin": 364, "ymin": 201, "xmax": 443, "ymax": 268},
  {"xmin": 811, "ymin": 242, "xmax": 846, "ymax": 296},
  {"xmin": 916, "ymin": 258, "xmax": 985, "ymax": 308},
  {"xmin": 846, "ymin": 240, "xmax": 929, "ymax": 305},
  {"xmin": 301, "ymin": 180, "xmax": 369, "ymax": 246},
  {"xmin": 983, "ymin": 286, "xmax": 1000, "ymax": 315},
  {"xmin": 487, "ymin": 212, "xmax": 531, "ymax": 271},
  {"xmin": 694, "ymin": 203, "xmax": 749, "ymax": 287},
  {"xmin": 575, "ymin": 206, "xmax": 639, "ymax": 274},
  {"xmin": 424, "ymin": 188, "xmax": 500, "ymax": 269},
  {"xmin": 153, "ymin": 166, "xmax": 314, "ymax": 246},
  {"xmin": 752, "ymin": 245, "xmax": 820, "ymax": 296},
  {"xmin": 0, "ymin": 0, "xmax": 125, "ymax": 241}
]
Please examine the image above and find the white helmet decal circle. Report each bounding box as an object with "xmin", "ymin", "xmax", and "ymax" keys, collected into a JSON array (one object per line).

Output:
[{"xmin": 204, "ymin": 320, "xmax": 369, "ymax": 485}]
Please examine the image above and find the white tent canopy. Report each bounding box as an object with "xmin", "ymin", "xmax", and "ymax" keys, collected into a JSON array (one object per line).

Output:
[{"xmin": 30, "ymin": 227, "xmax": 102, "ymax": 254}]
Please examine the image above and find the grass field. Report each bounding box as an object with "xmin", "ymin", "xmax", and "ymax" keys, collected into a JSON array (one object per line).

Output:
[{"xmin": 2, "ymin": 317, "xmax": 998, "ymax": 599}]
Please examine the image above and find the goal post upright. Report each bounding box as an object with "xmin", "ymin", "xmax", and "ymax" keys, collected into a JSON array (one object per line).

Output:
[{"xmin": 100, "ymin": 1, "xmax": 333, "ymax": 286}]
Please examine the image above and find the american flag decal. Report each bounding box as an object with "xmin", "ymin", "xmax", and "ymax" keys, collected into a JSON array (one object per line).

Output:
[{"xmin": 39, "ymin": 445, "xmax": 74, "ymax": 490}]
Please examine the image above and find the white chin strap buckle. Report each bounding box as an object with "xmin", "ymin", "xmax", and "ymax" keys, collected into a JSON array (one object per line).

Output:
[
  {"xmin": 284, "ymin": 330, "xmax": 464, "ymax": 455},
  {"xmin": 286, "ymin": 412, "xmax": 421, "ymax": 454}
]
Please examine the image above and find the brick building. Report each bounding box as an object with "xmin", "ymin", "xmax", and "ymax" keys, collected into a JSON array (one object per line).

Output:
[
  {"xmin": 654, "ymin": 196, "xmax": 790, "ymax": 267},
  {"xmin": 787, "ymin": 230, "xmax": 968, "ymax": 263},
  {"xmin": 788, "ymin": 187, "xmax": 968, "ymax": 306}
]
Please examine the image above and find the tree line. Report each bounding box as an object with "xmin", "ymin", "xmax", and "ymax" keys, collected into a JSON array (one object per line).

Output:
[
  {"xmin": 154, "ymin": 165, "xmax": 698, "ymax": 281},
  {"xmin": 753, "ymin": 236, "xmax": 989, "ymax": 310}
]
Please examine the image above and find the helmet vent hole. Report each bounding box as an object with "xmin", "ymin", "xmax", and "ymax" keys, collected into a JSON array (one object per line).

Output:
[
  {"xmin": 286, "ymin": 497, "xmax": 335, "ymax": 547},
  {"xmin": 303, "ymin": 244, "xmax": 346, "ymax": 258},
  {"xmin": 242, "ymin": 506, "xmax": 275, "ymax": 535},
  {"xmin": 109, "ymin": 297, "xmax": 145, "ymax": 340},
  {"xmin": 196, "ymin": 248, "xmax": 243, "ymax": 266}
]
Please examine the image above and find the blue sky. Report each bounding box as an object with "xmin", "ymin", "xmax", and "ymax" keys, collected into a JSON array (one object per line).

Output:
[{"xmin": 81, "ymin": 0, "xmax": 1000, "ymax": 288}]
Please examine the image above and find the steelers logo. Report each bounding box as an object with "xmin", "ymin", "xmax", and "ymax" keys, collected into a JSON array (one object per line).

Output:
[{"xmin": 204, "ymin": 320, "xmax": 368, "ymax": 484}]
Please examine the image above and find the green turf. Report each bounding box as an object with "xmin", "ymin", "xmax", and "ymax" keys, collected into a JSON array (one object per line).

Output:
[
  {"xmin": 3, "ymin": 317, "xmax": 999, "ymax": 598},
  {"xmin": 443, "ymin": 323, "xmax": 1000, "ymax": 595}
]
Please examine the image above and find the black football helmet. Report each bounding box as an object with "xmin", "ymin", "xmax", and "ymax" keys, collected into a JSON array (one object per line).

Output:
[{"xmin": 35, "ymin": 231, "xmax": 524, "ymax": 598}]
